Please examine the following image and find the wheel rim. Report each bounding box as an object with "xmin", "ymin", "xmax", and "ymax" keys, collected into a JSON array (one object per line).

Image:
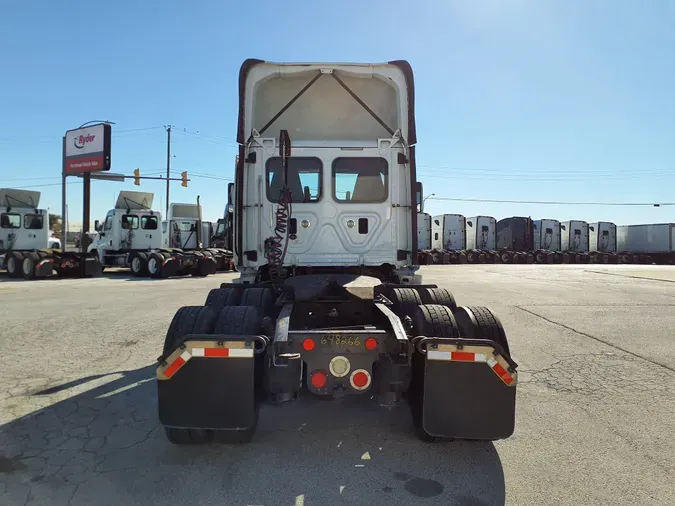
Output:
[
  {"xmin": 132, "ymin": 257, "xmax": 141, "ymax": 272},
  {"xmin": 22, "ymin": 257, "xmax": 33, "ymax": 275},
  {"xmin": 7, "ymin": 256, "xmax": 16, "ymax": 273},
  {"xmin": 148, "ymin": 258, "xmax": 158, "ymax": 274}
]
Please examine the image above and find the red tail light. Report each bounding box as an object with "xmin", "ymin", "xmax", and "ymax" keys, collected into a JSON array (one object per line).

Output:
[
  {"xmin": 310, "ymin": 370, "xmax": 327, "ymax": 389},
  {"xmin": 302, "ymin": 338, "xmax": 315, "ymax": 351},
  {"xmin": 365, "ymin": 338, "xmax": 378, "ymax": 350}
]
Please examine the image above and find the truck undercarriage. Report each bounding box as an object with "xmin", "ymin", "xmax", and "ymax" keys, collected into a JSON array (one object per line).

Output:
[{"xmin": 157, "ymin": 276, "xmax": 517, "ymax": 444}]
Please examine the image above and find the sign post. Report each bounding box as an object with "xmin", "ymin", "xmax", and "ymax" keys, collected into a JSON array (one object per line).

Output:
[{"xmin": 62, "ymin": 122, "xmax": 113, "ymax": 252}]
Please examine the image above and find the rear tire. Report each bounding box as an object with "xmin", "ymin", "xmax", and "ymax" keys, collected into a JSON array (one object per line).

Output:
[
  {"xmin": 419, "ymin": 288, "xmax": 457, "ymax": 311},
  {"xmin": 213, "ymin": 305, "xmax": 261, "ymax": 444},
  {"xmin": 238, "ymin": 287, "xmax": 276, "ymax": 316},
  {"xmin": 6, "ymin": 253, "xmax": 23, "ymax": 278},
  {"xmin": 163, "ymin": 305, "xmax": 217, "ymax": 354},
  {"xmin": 410, "ymin": 304, "xmax": 459, "ymax": 442},
  {"xmin": 390, "ymin": 287, "xmax": 423, "ymax": 318},
  {"xmin": 130, "ymin": 253, "xmax": 148, "ymax": 277},
  {"xmin": 205, "ymin": 287, "xmax": 240, "ymax": 310},
  {"xmin": 21, "ymin": 253, "xmax": 39, "ymax": 280},
  {"xmin": 453, "ymin": 306, "xmax": 511, "ymax": 356},
  {"xmin": 148, "ymin": 252, "xmax": 166, "ymax": 278}
]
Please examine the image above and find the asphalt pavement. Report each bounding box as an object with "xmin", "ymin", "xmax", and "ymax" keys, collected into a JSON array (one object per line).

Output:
[{"xmin": 1, "ymin": 265, "xmax": 674, "ymax": 505}]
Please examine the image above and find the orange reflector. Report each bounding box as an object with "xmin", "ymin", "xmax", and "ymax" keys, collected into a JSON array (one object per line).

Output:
[
  {"xmin": 310, "ymin": 371, "xmax": 327, "ymax": 389},
  {"xmin": 303, "ymin": 338, "xmax": 315, "ymax": 351},
  {"xmin": 365, "ymin": 338, "xmax": 378, "ymax": 350},
  {"xmin": 488, "ymin": 357, "xmax": 514, "ymax": 385}
]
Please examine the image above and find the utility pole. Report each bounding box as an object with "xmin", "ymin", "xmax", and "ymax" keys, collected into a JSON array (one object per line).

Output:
[{"xmin": 164, "ymin": 125, "xmax": 173, "ymax": 216}]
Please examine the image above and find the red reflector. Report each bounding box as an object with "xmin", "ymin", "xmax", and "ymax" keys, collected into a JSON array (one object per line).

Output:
[
  {"xmin": 352, "ymin": 371, "xmax": 368, "ymax": 388},
  {"xmin": 303, "ymin": 338, "xmax": 315, "ymax": 351},
  {"xmin": 311, "ymin": 371, "xmax": 327, "ymax": 389},
  {"xmin": 491, "ymin": 361, "xmax": 514, "ymax": 385},
  {"xmin": 365, "ymin": 338, "xmax": 378, "ymax": 350},
  {"xmin": 451, "ymin": 351, "xmax": 475, "ymax": 362},
  {"xmin": 163, "ymin": 356, "xmax": 187, "ymax": 379},
  {"xmin": 204, "ymin": 348, "xmax": 229, "ymax": 357}
]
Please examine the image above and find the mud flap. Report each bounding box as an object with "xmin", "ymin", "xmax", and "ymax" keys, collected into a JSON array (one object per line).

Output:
[
  {"xmin": 157, "ymin": 336, "xmax": 260, "ymax": 431},
  {"xmin": 417, "ymin": 338, "xmax": 517, "ymax": 440},
  {"xmin": 82, "ymin": 254, "xmax": 102, "ymax": 277}
]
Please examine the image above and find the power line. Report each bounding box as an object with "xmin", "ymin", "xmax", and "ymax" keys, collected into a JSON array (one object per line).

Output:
[{"xmin": 428, "ymin": 196, "xmax": 674, "ymax": 206}]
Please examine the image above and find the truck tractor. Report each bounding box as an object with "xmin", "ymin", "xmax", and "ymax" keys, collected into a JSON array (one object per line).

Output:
[
  {"xmin": 156, "ymin": 59, "xmax": 517, "ymax": 444},
  {"xmin": 1, "ymin": 188, "xmax": 101, "ymax": 279},
  {"xmin": 162, "ymin": 201, "xmax": 233, "ymax": 271},
  {"xmin": 90, "ymin": 191, "xmax": 216, "ymax": 278}
]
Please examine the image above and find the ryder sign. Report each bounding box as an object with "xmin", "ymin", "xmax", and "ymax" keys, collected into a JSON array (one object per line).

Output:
[{"xmin": 63, "ymin": 124, "xmax": 112, "ymax": 175}]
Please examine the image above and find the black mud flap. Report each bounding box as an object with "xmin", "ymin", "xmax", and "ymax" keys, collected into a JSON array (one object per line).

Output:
[
  {"xmin": 417, "ymin": 337, "xmax": 517, "ymax": 440},
  {"xmin": 157, "ymin": 335, "xmax": 262, "ymax": 431},
  {"xmin": 82, "ymin": 254, "xmax": 102, "ymax": 277}
]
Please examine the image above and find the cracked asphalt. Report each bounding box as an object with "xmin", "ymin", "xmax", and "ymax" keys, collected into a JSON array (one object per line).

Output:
[{"xmin": 1, "ymin": 265, "xmax": 674, "ymax": 505}]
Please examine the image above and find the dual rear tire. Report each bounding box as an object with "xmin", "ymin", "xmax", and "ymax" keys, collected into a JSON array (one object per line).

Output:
[{"xmin": 163, "ymin": 287, "xmax": 273, "ymax": 445}]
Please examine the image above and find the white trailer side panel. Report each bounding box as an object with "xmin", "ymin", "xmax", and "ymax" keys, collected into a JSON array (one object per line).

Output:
[
  {"xmin": 616, "ymin": 224, "xmax": 675, "ymax": 253},
  {"xmin": 533, "ymin": 220, "xmax": 561, "ymax": 251},
  {"xmin": 589, "ymin": 222, "xmax": 617, "ymax": 252},
  {"xmin": 561, "ymin": 220, "xmax": 589, "ymax": 252},
  {"xmin": 417, "ymin": 213, "xmax": 431, "ymax": 250},
  {"xmin": 432, "ymin": 214, "xmax": 466, "ymax": 250},
  {"xmin": 466, "ymin": 216, "xmax": 496, "ymax": 250}
]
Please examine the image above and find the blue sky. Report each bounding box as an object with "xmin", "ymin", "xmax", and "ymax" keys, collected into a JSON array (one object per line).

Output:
[{"xmin": 1, "ymin": 0, "xmax": 674, "ymax": 228}]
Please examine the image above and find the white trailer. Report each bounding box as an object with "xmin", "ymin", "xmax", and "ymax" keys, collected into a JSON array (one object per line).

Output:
[
  {"xmin": 617, "ymin": 223, "xmax": 675, "ymax": 253},
  {"xmin": 0, "ymin": 188, "xmax": 100, "ymax": 279},
  {"xmin": 533, "ymin": 219, "xmax": 561, "ymax": 251},
  {"xmin": 466, "ymin": 216, "xmax": 496, "ymax": 250},
  {"xmin": 431, "ymin": 214, "xmax": 466, "ymax": 250},
  {"xmin": 589, "ymin": 222, "xmax": 617, "ymax": 253},
  {"xmin": 90, "ymin": 191, "xmax": 216, "ymax": 278},
  {"xmin": 417, "ymin": 212, "xmax": 431, "ymax": 250},
  {"xmin": 560, "ymin": 220, "xmax": 589, "ymax": 252}
]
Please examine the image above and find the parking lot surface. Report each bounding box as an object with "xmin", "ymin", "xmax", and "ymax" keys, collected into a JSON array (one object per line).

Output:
[{"xmin": 1, "ymin": 265, "xmax": 674, "ymax": 505}]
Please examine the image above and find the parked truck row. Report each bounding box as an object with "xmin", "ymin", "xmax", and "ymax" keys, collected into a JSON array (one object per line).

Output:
[
  {"xmin": 418, "ymin": 214, "xmax": 675, "ymax": 265},
  {"xmin": 1, "ymin": 189, "xmax": 234, "ymax": 280}
]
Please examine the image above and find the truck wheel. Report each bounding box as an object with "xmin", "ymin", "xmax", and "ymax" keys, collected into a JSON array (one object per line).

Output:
[
  {"xmin": 161, "ymin": 305, "xmax": 218, "ymax": 445},
  {"xmin": 148, "ymin": 252, "xmax": 166, "ymax": 278},
  {"xmin": 213, "ymin": 305, "xmax": 261, "ymax": 444},
  {"xmin": 130, "ymin": 253, "xmax": 148, "ymax": 277},
  {"xmin": 453, "ymin": 306, "xmax": 511, "ymax": 357},
  {"xmin": 163, "ymin": 305, "xmax": 217, "ymax": 354},
  {"xmin": 419, "ymin": 288, "xmax": 457, "ymax": 311},
  {"xmin": 409, "ymin": 304, "xmax": 459, "ymax": 442},
  {"xmin": 205, "ymin": 287, "xmax": 240, "ymax": 310},
  {"xmin": 215, "ymin": 305, "xmax": 261, "ymax": 335},
  {"xmin": 412, "ymin": 304, "xmax": 459, "ymax": 338},
  {"xmin": 22, "ymin": 253, "xmax": 39, "ymax": 280},
  {"xmin": 6, "ymin": 253, "xmax": 23, "ymax": 278},
  {"xmin": 390, "ymin": 287, "xmax": 422, "ymax": 318},
  {"xmin": 238, "ymin": 288, "xmax": 275, "ymax": 316}
]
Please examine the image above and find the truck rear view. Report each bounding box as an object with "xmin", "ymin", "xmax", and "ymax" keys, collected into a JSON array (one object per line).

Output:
[{"xmin": 156, "ymin": 59, "xmax": 518, "ymax": 445}]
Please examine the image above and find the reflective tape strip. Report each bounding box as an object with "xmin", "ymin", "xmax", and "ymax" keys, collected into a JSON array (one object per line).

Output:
[
  {"xmin": 191, "ymin": 347, "xmax": 253, "ymax": 358},
  {"xmin": 488, "ymin": 357, "xmax": 514, "ymax": 385},
  {"xmin": 427, "ymin": 350, "xmax": 487, "ymax": 362},
  {"xmin": 163, "ymin": 350, "xmax": 192, "ymax": 379}
]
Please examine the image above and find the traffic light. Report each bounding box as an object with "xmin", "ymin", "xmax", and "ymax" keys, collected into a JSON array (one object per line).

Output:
[
  {"xmin": 181, "ymin": 171, "xmax": 188, "ymax": 187},
  {"xmin": 134, "ymin": 168, "xmax": 141, "ymax": 186}
]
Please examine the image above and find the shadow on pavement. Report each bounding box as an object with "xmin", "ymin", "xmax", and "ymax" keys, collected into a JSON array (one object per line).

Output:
[{"xmin": 1, "ymin": 366, "xmax": 506, "ymax": 506}]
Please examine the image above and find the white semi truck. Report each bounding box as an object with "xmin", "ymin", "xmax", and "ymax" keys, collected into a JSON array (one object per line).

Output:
[
  {"xmin": 0, "ymin": 188, "xmax": 101, "ymax": 279},
  {"xmin": 89, "ymin": 191, "xmax": 217, "ymax": 278},
  {"xmin": 162, "ymin": 202, "xmax": 233, "ymax": 271},
  {"xmin": 156, "ymin": 59, "xmax": 518, "ymax": 445}
]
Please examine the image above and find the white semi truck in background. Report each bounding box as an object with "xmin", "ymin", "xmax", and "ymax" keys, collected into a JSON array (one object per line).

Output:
[
  {"xmin": 0, "ymin": 188, "xmax": 100, "ymax": 279},
  {"xmin": 162, "ymin": 201, "xmax": 233, "ymax": 271},
  {"xmin": 89, "ymin": 191, "xmax": 217, "ymax": 278}
]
